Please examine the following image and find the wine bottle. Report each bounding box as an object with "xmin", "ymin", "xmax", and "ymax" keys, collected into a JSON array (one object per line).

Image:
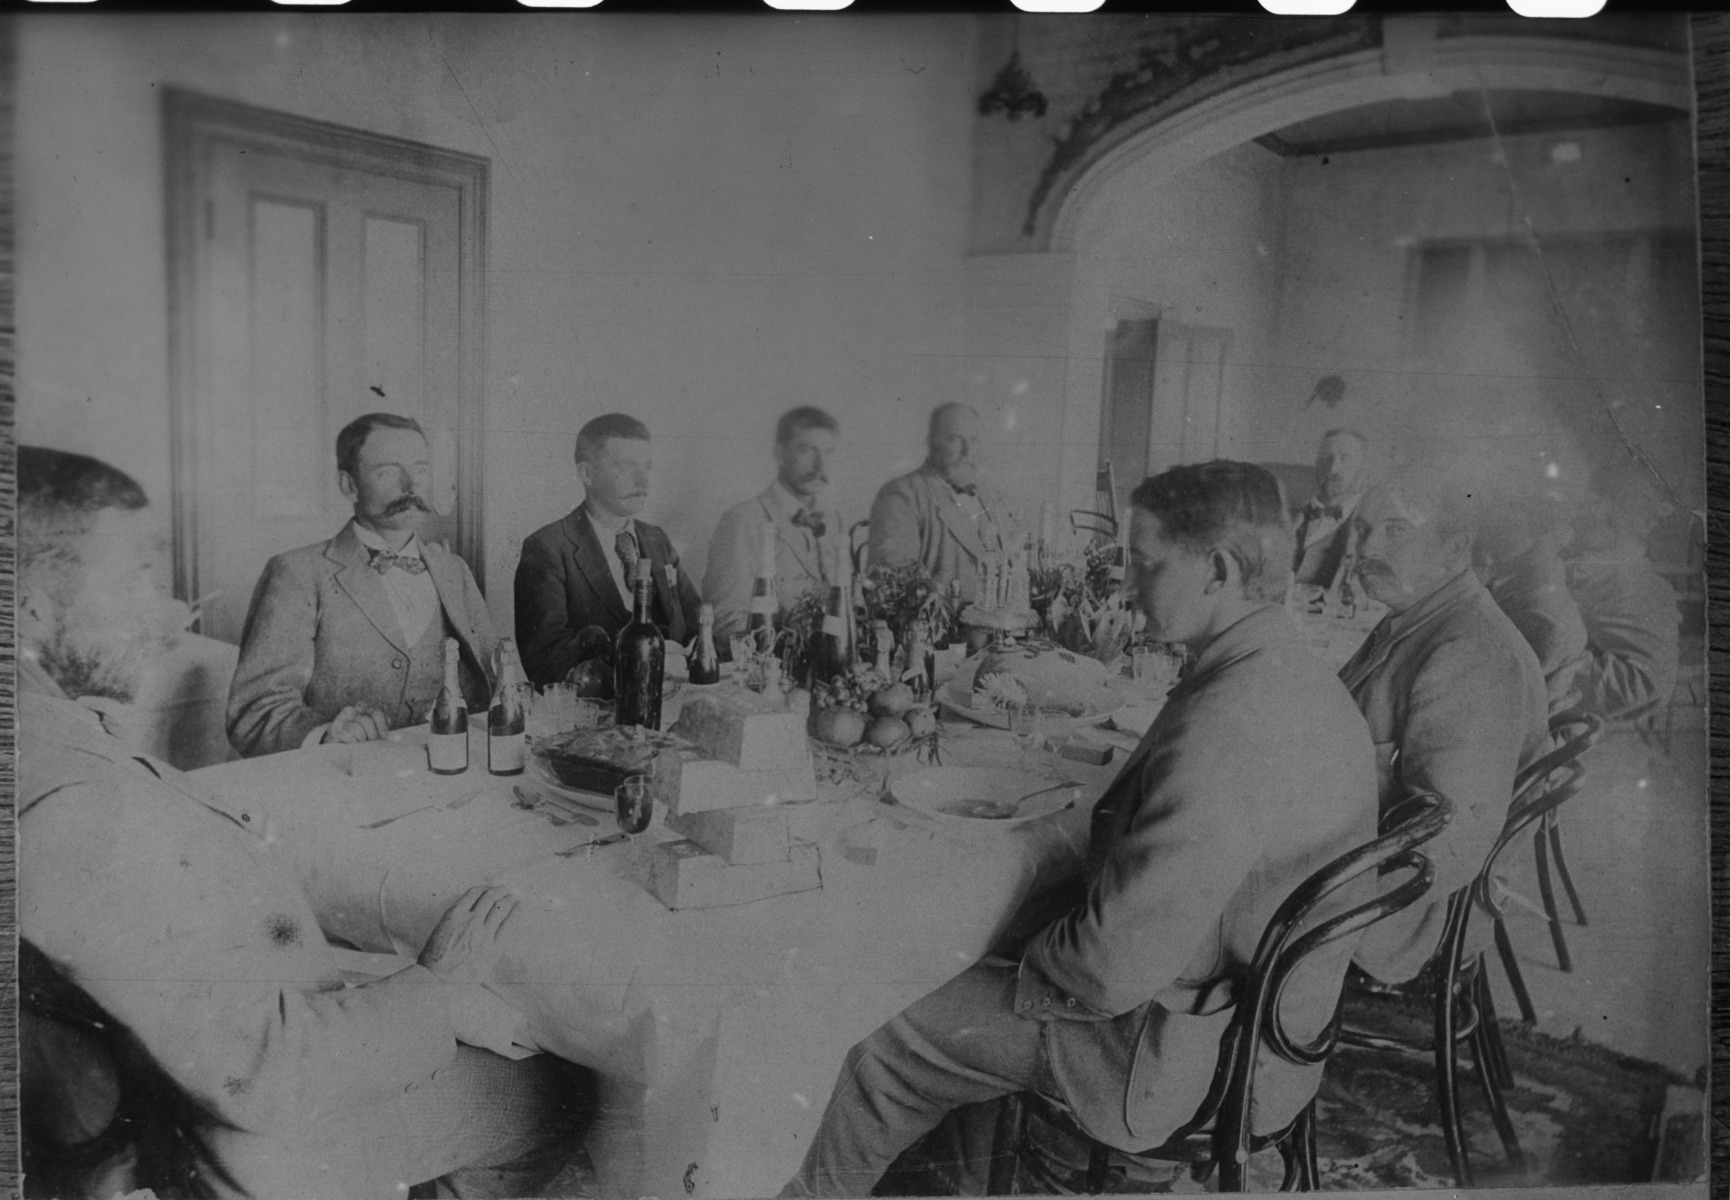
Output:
[
  {"xmin": 428, "ymin": 637, "xmax": 469, "ymax": 775},
  {"xmin": 615, "ymin": 557, "xmax": 666, "ymax": 729},
  {"xmin": 488, "ymin": 638, "xmax": 527, "ymax": 776},
  {"xmin": 810, "ymin": 575, "xmax": 851, "ymax": 689},
  {"xmin": 691, "ymin": 602, "xmax": 723, "ymax": 686},
  {"xmin": 745, "ymin": 521, "xmax": 778, "ymax": 654}
]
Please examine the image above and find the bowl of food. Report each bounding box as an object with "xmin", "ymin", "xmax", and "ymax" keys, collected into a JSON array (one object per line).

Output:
[{"xmin": 889, "ymin": 766, "xmax": 1078, "ymax": 829}]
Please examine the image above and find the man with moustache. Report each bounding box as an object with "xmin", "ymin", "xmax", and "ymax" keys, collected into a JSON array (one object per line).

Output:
[
  {"xmin": 228, "ymin": 413, "xmax": 499, "ymax": 758},
  {"xmin": 1340, "ymin": 470, "xmax": 1549, "ymax": 984},
  {"xmin": 867, "ymin": 403, "xmax": 1009, "ymax": 602},
  {"xmin": 703, "ymin": 407, "xmax": 847, "ymax": 646},
  {"xmin": 1291, "ymin": 429, "xmax": 1368, "ymax": 593},
  {"xmin": 19, "ymin": 446, "xmax": 590, "ymax": 1199},
  {"xmin": 515, "ymin": 413, "xmax": 704, "ymax": 686},
  {"xmin": 783, "ymin": 462, "xmax": 1379, "ymax": 1198}
]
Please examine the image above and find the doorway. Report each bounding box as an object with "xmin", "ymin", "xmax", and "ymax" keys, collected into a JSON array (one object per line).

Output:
[{"xmin": 164, "ymin": 90, "xmax": 488, "ymax": 643}]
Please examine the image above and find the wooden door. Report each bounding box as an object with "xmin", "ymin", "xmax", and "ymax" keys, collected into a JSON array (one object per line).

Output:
[
  {"xmin": 165, "ymin": 91, "xmax": 487, "ymax": 644},
  {"xmin": 1098, "ymin": 317, "xmax": 1158, "ymax": 516},
  {"xmin": 1146, "ymin": 324, "xmax": 1231, "ymax": 473}
]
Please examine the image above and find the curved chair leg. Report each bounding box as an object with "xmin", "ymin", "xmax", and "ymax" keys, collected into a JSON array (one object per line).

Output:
[
  {"xmin": 1545, "ymin": 811, "xmax": 1589, "ymax": 927},
  {"xmin": 1083, "ymin": 1142, "xmax": 1111, "ymax": 1195},
  {"xmin": 1288, "ymin": 1101, "xmax": 1320, "ymax": 1191},
  {"xmin": 1474, "ymin": 967, "xmax": 1516, "ymax": 1089},
  {"xmin": 1435, "ymin": 967, "xmax": 1474, "ymax": 1188},
  {"xmin": 1493, "ymin": 914, "xmax": 1539, "ymax": 1025},
  {"xmin": 1533, "ymin": 826, "xmax": 1574, "ymax": 972},
  {"xmin": 1217, "ymin": 1153, "xmax": 1247, "ymax": 1194},
  {"xmin": 1277, "ymin": 1136, "xmax": 1302, "ymax": 1192},
  {"xmin": 1469, "ymin": 982, "xmax": 1524, "ymax": 1171},
  {"xmin": 986, "ymin": 1095, "xmax": 1026, "ymax": 1196}
]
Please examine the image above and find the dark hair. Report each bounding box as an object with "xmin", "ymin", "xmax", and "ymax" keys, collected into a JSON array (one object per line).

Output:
[
  {"xmin": 336, "ymin": 413, "xmax": 426, "ymax": 478},
  {"xmin": 1320, "ymin": 428, "xmax": 1367, "ymax": 450},
  {"xmin": 1129, "ymin": 461, "xmax": 1293, "ymax": 602},
  {"xmin": 575, "ymin": 413, "xmax": 652, "ymax": 465},
  {"xmin": 22, "ymin": 939, "xmax": 247, "ymax": 1200},
  {"xmin": 775, "ymin": 406, "xmax": 839, "ymax": 445},
  {"xmin": 19, "ymin": 447, "xmax": 148, "ymax": 516}
]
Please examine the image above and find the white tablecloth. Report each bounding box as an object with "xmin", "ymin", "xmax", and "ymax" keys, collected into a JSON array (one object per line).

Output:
[{"xmin": 193, "ymin": 714, "xmax": 1117, "ymax": 1198}]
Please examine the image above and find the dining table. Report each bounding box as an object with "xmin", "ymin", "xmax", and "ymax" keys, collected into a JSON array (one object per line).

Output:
[{"xmin": 190, "ymin": 683, "xmax": 1145, "ymax": 1200}]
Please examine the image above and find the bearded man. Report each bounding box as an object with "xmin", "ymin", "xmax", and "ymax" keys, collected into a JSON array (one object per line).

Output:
[{"xmin": 227, "ymin": 412, "xmax": 500, "ymax": 757}]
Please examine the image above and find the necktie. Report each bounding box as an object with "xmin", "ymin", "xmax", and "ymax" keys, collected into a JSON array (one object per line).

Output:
[
  {"xmin": 368, "ymin": 549, "xmax": 428, "ymax": 576},
  {"xmin": 1308, "ymin": 501, "xmax": 1344, "ymax": 521},
  {"xmin": 614, "ymin": 530, "xmax": 641, "ymax": 589},
  {"xmin": 792, "ymin": 508, "xmax": 827, "ymax": 540}
]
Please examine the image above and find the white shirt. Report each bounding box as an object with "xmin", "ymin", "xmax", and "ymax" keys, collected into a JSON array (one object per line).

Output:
[
  {"xmin": 352, "ymin": 523, "xmax": 441, "ymax": 648},
  {"xmin": 584, "ymin": 505, "xmax": 639, "ymax": 607}
]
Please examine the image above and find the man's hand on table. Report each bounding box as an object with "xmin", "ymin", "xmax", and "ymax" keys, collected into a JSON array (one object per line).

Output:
[
  {"xmin": 420, "ymin": 886, "xmax": 537, "ymax": 1055},
  {"xmin": 324, "ymin": 704, "xmax": 391, "ymax": 745}
]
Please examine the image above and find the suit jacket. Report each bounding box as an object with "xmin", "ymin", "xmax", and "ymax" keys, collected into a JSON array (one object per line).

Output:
[
  {"xmin": 227, "ymin": 523, "xmax": 498, "ymax": 759},
  {"xmin": 1014, "ymin": 606, "xmax": 1379, "ymax": 1150},
  {"xmin": 22, "ymin": 680, "xmax": 465, "ymax": 1199},
  {"xmin": 702, "ymin": 483, "xmax": 846, "ymax": 645},
  {"xmin": 1340, "ymin": 569, "xmax": 1549, "ymax": 983},
  {"xmin": 514, "ymin": 506, "xmax": 703, "ymax": 687},
  {"xmin": 866, "ymin": 464, "xmax": 1009, "ymax": 603},
  {"xmin": 1290, "ymin": 495, "xmax": 1360, "ymax": 591},
  {"xmin": 1482, "ymin": 542, "xmax": 1589, "ymax": 713},
  {"xmin": 1565, "ymin": 539, "xmax": 1680, "ymax": 723}
]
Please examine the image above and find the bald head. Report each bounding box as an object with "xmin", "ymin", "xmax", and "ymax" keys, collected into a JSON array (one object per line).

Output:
[
  {"xmin": 1351, "ymin": 470, "xmax": 1475, "ymax": 614},
  {"xmin": 926, "ymin": 404, "xmax": 982, "ymax": 490}
]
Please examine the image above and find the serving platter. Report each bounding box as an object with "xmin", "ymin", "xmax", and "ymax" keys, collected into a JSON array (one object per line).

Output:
[{"xmin": 889, "ymin": 766, "xmax": 1079, "ymax": 829}]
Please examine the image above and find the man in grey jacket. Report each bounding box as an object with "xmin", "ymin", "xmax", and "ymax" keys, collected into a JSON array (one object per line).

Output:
[{"xmin": 784, "ymin": 462, "xmax": 1378, "ymax": 1198}]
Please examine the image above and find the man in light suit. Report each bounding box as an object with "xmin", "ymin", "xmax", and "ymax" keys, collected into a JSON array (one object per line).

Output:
[
  {"xmin": 703, "ymin": 406, "xmax": 847, "ymax": 646},
  {"xmin": 867, "ymin": 403, "xmax": 1009, "ymax": 602},
  {"xmin": 19, "ymin": 446, "xmax": 589, "ymax": 1199},
  {"xmin": 227, "ymin": 414, "xmax": 499, "ymax": 758},
  {"xmin": 1341, "ymin": 470, "xmax": 1549, "ymax": 984},
  {"xmin": 515, "ymin": 413, "xmax": 705, "ymax": 686},
  {"xmin": 1291, "ymin": 428, "xmax": 1367, "ymax": 593},
  {"xmin": 784, "ymin": 462, "xmax": 1379, "ymax": 1198}
]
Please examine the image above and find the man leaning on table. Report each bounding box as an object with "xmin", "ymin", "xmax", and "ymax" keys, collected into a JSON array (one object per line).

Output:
[
  {"xmin": 784, "ymin": 461, "xmax": 1380, "ymax": 1199},
  {"xmin": 1340, "ymin": 469, "xmax": 1549, "ymax": 984},
  {"xmin": 19, "ymin": 445, "xmax": 589, "ymax": 1200},
  {"xmin": 515, "ymin": 412, "xmax": 704, "ymax": 686},
  {"xmin": 703, "ymin": 405, "xmax": 848, "ymax": 646},
  {"xmin": 227, "ymin": 412, "xmax": 499, "ymax": 758}
]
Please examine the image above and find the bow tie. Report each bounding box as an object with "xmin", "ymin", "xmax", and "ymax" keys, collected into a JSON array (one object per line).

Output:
[
  {"xmin": 791, "ymin": 508, "xmax": 827, "ymax": 539},
  {"xmin": 952, "ymin": 485, "xmax": 978, "ymax": 498},
  {"xmin": 368, "ymin": 548, "xmax": 428, "ymax": 576},
  {"xmin": 1306, "ymin": 502, "xmax": 1344, "ymax": 521}
]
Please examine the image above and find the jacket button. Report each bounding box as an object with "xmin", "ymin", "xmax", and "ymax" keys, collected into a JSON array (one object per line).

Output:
[
  {"xmin": 1040, "ymin": 997, "xmax": 1052, "ymax": 1009},
  {"xmin": 1020, "ymin": 1000, "xmax": 1033, "ymax": 1012},
  {"xmin": 392, "ymin": 658, "xmax": 405, "ymax": 669},
  {"xmin": 1065, "ymin": 998, "xmax": 1077, "ymax": 1008},
  {"xmin": 241, "ymin": 813, "xmax": 251, "ymax": 822}
]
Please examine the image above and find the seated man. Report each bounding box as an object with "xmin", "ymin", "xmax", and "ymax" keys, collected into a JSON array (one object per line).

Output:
[
  {"xmin": 703, "ymin": 406, "xmax": 847, "ymax": 646},
  {"xmin": 227, "ymin": 412, "xmax": 499, "ymax": 757},
  {"xmin": 1291, "ymin": 428, "xmax": 1368, "ymax": 593},
  {"xmin": 21, "ymin": 445, "xmax": 588, "ymax": 1199},
  {"xmin": 1564, "ymin": 466, "xmax": 1681, "ymax": 724},
  {"xmin": 1473, "ymin": 483, "xmax": 1589, "ymax": 714},
  {"xmin": 1341, "ymin": 470, "xmax": 1549, "ymax": 983},
  {"xmin": 515, "ymin": 413, "xmax": 704, "ymax": 685},
  {"xmin": 784, "ymin": 462, "xmax": 1379, "ymax": 1198}
]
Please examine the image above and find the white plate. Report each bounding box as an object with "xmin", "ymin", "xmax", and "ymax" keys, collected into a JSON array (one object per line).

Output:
[
  {"xmin": 935, "ymin": 679, "xmax": 1128, "ymax": 732},
  {"xmin": 890, "ymin": 766, "xmax": 1079, "ymax": 829}
]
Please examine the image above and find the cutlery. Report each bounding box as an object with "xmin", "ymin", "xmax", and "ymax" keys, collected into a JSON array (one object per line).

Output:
[
  {"xmin": 1014, "ymin": 779, "xmax": 1082, "ymax": 807},
  {"xmin": 513, "ymin": 785, "xmax": 600, "ymax": 827},
  {"xmin": 556, "ymin": 832, "xmax": 629, "ymax": 857}
]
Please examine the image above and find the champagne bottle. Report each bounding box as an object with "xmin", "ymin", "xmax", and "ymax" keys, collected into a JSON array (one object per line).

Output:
[
  {"xmin": 615, "ymin": 557, "xmax": 666, "ymax": 729},
  {"xmin": 488, "ymin": 638, "xmax": 527, "ymax": 776},
  {"xmin": 811, "ymin": 575, "xmax": 851, "ymax": 689},
  {"xmin": 428, "ymin": 637, "xmax": 469, "ymax": 775},
  {"xmin": 745, "ymin": 521, "xmax": 778, "ymax": 654},
  {"xmin": 691, "ymin": 603, "xmax": 723, "ymax": 686}
]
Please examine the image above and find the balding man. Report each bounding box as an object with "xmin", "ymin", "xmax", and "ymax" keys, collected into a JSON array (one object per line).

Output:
[
  {"xmin": 1341, "ymin": 471, "xmax": 1549, "ymax": 983},
  {"xmin": 866, "ymin": 404, "xmax": 1008, "ymax": 602}
]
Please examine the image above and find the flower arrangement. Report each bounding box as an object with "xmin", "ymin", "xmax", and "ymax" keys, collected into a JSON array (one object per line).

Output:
[{"xmin": 857, "ymin": 564, "xmax": 961, "ymax": 653}]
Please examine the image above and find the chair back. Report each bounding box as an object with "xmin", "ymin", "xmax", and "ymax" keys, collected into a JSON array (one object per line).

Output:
[
  {"xmin": 1176, "ymin": 792, "xmax": 1453, "ymax": 1166},
  {"xmin": 1069, "ymin": 463, "xmax": 1121, "ymax": 545},
  {"xmin": 1479, "ymin": 708, "xmax": 1603, "ymax": 907}
]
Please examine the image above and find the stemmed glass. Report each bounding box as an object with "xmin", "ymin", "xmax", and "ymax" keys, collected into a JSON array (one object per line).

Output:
[{"xmin": 615, "ymin": 775, "xmax": 654, "ymax": 841}]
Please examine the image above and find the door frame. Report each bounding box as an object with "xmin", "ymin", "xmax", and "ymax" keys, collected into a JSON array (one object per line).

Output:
[{"xmin": 162, "ymin": 87, "xmax": 489, "ymax": 613}]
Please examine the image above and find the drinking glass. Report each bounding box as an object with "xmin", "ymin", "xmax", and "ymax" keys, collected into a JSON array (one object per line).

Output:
[
  {"xmin": 729, "ymin": 636, "xmax": 754, "ymax": 684},
  {"xmin": 1132, "ymin": 645, "xmax": 1181, "ymax": 695},
  {"xmin": 615, "ymin": 775, "xmax": 654, "ymax": 837},
  {"xmin": 571, "ymin": 697, "xmax": 610, "ymax": 731},
  {"xmin": 528, "ymin": 683, "xmax": 579, "ymax": 742},
  {"xmin": 1010, "ymin": 703, "xmax": 1052, "ymax": 774}
]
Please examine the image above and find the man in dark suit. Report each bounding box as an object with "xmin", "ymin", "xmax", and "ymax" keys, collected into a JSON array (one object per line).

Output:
[
  {"xmin": 515, "ymin": 413, "xmax": 704, "ymax": 686},
  {"xmin": 227, "ymin": 414, "xmax": 499, "ymax": 758},
  {"xmin": 1291, "ymin": 428, "xmax": 1368, "ymax": 593},
  {"xmin": 783, "ymin": 463, "xmax": 1379, "ymax": 1198}
]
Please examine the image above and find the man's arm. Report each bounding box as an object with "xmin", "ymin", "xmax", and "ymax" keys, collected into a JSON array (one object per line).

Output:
[
  {"xmin": 866, "ymin": 478, "xmax": 920, "ymax": 571},
  {"xmin": 226, "ymin": 554, "xmax": 330, "ymax": 758},
  {"xmin": 670, "ymin": 541, "xmax": 705, "ymax": 644},
  {"xmin": 453, "ymin": 554, "xmax": 500, "ymax": 692},
  {"xmin": 1577, "ymin": 571, "xmax": 1679, "ymax": 721},
  {"xmin": 701, "ymin": 506, "xmax": 756, "ymax": 645},
  {"xmin": 514, "ymin": 533, "xmax": 581, "ymax": 687}
]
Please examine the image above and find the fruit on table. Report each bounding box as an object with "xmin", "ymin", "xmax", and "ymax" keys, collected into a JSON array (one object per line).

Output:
[
  {"xmin": 565, "ymin": 658, "xmax": 613, "ymax": 700},
  {"xmin": 813, "ymin": 706, "xmax": 867, "ymax": 748},
  {"xmin": 572, "ymin": 625, "xmax": 614, "ymax": 666},
  {"xmin": 869, "ymin": 683, "xmax": 916, "ymax": 718},
  {"xmin": 904, "ymin": 706, "xmax": 937, "ymax": 739},
  {"xmin": 865, "ymin": 716, "xmax": 912, "ymax": 749}
]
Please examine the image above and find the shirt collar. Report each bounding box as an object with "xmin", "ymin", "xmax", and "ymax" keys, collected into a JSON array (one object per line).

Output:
[
  {"xmin": 1175, "ymin": 603, "xmax": 1298, "ymax": 693},
  {"xmin": 770, "ymin": 479, "xmax": 826, "ymax": 520},
  {"xmin": 352, "ymin": 521, "xmax": 423, "ymax": 561},
  {"xmin": 583, "ymin": 501, "xmax": 634, "ymax": 542}
]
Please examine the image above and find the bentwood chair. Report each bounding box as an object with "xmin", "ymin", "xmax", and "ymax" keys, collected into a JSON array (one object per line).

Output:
[
  {"xmin": 986, "ymin": 793, "xmax": 1453, "ymax": 1195},
  {"xmin": 1069, "ymin": 464, "xmax": 1121, "ymax": 546},
  {"xmin": 1486, "ymin": 708, "xmax": 1604, "ymax": 1021}
]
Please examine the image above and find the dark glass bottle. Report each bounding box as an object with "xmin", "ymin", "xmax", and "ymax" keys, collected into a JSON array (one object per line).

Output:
[
  {"xmin": 487, "ymin": 638, "xmax": 527, "ymax": 776},
  {"xmin": 690, "ymin": 602, "xmax": 723, "ymax": 686},
  {"xmin": 428, "ymin": 637, "xmax": 469, "ymax": 775},
  {"xmin": 810, "ymin": 579, "xmax": 851, "ymax": 689},
  {"xmin": 745, "ymin": 520, "xmax": 778, "ymax": 655},
  {"xmin": 615, "ymin": 557, "xmax": 666, "ymax": 729}
]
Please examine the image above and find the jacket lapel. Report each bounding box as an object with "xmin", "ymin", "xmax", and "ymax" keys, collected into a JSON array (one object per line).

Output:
[
  {"xmin": 422, "ymin": 545, "xmax": 494, "ymax": 688},
  {"xmin": 563, "ymin": 508, "xmax": 630, "ymax": 625},
  {"xmin": 760, "ymin": 486, "xmax": 828, "ymax": 585},
  {"xmin": 926, "ymin": 469, "xmax": 991, "ymax": 563},
  {"xmin": 327, "ymin": 523, "xmax": 410, "ymax": 654}
]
